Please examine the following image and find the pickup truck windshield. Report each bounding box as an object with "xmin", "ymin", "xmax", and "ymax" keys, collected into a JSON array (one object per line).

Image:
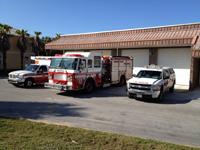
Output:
[
  {"xmin": 136, "ymin": 70, "xmax": 162, "ymax": 79},
  {"xmin": 25, "ymin": 65, "xmax": 39, "ymax": 72},
  {"xmin": 50, "ymin": 58, "xmax": 78, "ymax": 70}
]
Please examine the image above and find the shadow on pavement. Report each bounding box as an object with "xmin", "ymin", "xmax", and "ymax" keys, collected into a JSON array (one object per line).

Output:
[
  {"xmin": 161, "ymin": 89, "xmax": 200, "ymax": 104},
  {"xmin": 0, "ymin": 76, "xmax": 8, "ymax": 79},
  {"xmin": 128, "ymin": 89, "xmax": 200, "ymax": 105},
  {"xmin": 0, "ymin": 101, "xmax": 86, "ymax": 119},
  {"xmin": 57, "ymin": 85, "xmax": 127, "ymax": 98}
]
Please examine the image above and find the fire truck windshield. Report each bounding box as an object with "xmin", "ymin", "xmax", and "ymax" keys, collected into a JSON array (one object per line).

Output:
[{"xmin": 50, "ymin": 58, "xmax": 78, "ymax": 70}]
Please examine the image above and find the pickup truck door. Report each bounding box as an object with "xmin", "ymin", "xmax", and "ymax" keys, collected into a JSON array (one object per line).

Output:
[
  {"xmin": 35, "ymin": 66, "xmax": 48, "ymax": 84},
  {"xmin": 163, "ymin": 70, "xmax": 170, "ymax": 91}
]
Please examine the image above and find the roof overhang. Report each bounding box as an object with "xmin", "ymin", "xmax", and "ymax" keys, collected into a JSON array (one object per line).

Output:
[{"xmin": 46, "ymin": 23, "xmax": 200, "ymax": 51}]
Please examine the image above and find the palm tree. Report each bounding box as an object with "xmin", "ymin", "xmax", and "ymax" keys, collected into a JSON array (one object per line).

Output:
[
  {"xmin": 16, "ymin": 29, "xmax": 29, "ymax": 69},
  {"xmin": 41, "ymin": 36, "xmax": 52, "ymax": 56},
  {"xmin": 0, "ymin": 24, "xmax": 12, "ymax": 72},
  {"xmin": 41, "ymin": 36, "xmax": 52, "ymax": 44},
  {"xmin": 32, "ymin": 31, "xmax": 42, "ymax": 56},
  {"xmin": 55, "ymin": 33, "xmax": 61, "ymax": 39}
]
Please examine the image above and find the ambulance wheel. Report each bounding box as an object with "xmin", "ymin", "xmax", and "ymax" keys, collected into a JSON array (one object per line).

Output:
[
  {"xmin": 119, "ymin": 76, "xmax": 126, "ymax": 86},
  {"xmin": 84, "ymin": 80, "xmax": 94, "ymax": 93},
  {"xmin": 24, "ymin": 78, "xmax": 34, "ymax": 88}
]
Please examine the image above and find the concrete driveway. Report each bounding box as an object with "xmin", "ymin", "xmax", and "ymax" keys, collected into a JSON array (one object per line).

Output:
[{"xmin": 0, "ymin": 78, "xmax": 200, "ymax": 147}]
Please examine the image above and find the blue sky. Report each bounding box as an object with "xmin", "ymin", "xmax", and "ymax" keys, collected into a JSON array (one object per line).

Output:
[{"xmin": 0, "ymin": 0, "xmax": 200, "ymax": 37}]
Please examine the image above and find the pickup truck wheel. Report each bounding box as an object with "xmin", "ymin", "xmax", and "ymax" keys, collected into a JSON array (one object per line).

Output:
[
  {"xmin": 127, "ymin": 92, "xmax": 134, "ymax": 98},
  {"xmin": 24, "ymin": 79, "xmax": 33, "ymax": 88},
  {"xmin": 84, "ymin": 80, "xmax": 94, "ymax": 93},
  {"xmin": 169, "ymin": 83, "xmax": 175, "ymax": 93}
]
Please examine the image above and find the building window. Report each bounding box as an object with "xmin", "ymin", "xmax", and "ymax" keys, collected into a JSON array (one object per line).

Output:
[
  {"xmin": 94, "ymin": 56, "xmax": 101, "ymax": 68},
  {"xmin": 88, "ymin": 59, "xmax": 92, "ymax": 68}
]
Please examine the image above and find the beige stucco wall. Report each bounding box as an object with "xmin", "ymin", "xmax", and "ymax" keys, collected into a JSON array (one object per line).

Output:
[
  {"xmin": 6, "ymin": 51, "xmax": 21, "ymax": 69},
  {"xmin": 5, "ymin": 36, "xmax": 34, "ymax": 70}
]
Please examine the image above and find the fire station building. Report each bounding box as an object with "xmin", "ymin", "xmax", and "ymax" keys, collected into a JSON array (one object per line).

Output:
[{"xmin": 45, "ymin": 23, "xmax": 200, "ymax": 90}]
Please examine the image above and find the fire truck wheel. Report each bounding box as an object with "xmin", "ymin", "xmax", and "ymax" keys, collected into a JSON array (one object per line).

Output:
[
  {"xmin": 119, "ymin": 76, "xmax": 126, "ymax": 86},
  {"xmin": 84, "ymin": 80, "xmax": 94, "ymax": 93},
  {"xmin": 24, "ymin": 78, "xmax": 34, "ymax": 88}
]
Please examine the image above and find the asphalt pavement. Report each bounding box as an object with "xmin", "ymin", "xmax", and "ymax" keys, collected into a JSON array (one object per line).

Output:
[{"xmin": 0, "ymin": 78, "xmax": 200, "ymax": 147}]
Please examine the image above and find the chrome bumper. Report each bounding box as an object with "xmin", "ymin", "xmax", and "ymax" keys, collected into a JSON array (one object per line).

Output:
[
  {"xmin": 127, "ymin": 88, "xmax": 160, "ymax": 99},
  {"xmin": 8, "ymin": 78, "xmax": 25, "ymax": 84},
  {"xmin": 45, "ymin": 82, "xmax": 72, "ymax": 91}
]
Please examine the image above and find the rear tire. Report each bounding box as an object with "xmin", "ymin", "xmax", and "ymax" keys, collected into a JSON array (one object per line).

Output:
[
  {"xmin": 119, "ymin": 76, "xmax": 126, "ymax": 86},
  {"xmin": 169, "ymin": 83, "xmax": 175, "ymax": 93},
  {"xmin": 24, "ymin": 78, "xmax": 33, "ymax": 88},
  {"xmin": 84, "ymin": 80, "xmax": 94, "ymax": 93}
]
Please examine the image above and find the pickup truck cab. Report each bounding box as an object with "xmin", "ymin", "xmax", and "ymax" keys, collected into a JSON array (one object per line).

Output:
[
  {"xmin": 127, "ymin": 65, "xmax": 175, "ymax": 101},
  {"xmin": 8, "ymin": 64, "xmax": 49, "ymax": 87}
]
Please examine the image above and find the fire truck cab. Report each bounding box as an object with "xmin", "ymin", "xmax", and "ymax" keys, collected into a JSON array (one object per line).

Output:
[{"xmin": 45, "ymin": 52, "xmax": 133, "ymax": 92}]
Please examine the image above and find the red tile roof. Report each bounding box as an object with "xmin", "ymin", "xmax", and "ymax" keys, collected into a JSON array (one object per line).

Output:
[{"xmin": 46, "ymin": 23, "xmax": 200, "ymax": 50}]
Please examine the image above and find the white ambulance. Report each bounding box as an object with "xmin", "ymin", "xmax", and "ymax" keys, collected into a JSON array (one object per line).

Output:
[{"xmin": 8, "ymin": 56, "xmax": 51, "ymax": 87}]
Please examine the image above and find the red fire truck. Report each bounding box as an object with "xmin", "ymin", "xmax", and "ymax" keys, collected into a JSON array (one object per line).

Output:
[{"xmin": 45, "ymin": 52, "xmax": 133, "ymax": 92}]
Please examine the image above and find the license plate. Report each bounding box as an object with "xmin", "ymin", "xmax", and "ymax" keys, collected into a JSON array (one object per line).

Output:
[{"xmin": 136, "ymin": 94, "xmax": 142, "ymax": 98}]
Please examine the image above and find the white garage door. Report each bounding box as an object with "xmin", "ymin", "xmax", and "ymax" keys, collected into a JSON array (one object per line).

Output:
[
  {"xmin": 158, "ymin": 48, "xmax": 191, "ymax": 89},
  {"xmin": 121, "ymin": 49, "xmax": 149, "ymax": 74}
]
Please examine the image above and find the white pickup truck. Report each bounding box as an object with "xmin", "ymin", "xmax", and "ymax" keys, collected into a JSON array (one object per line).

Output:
[{"xmin": 127, "ymin": 66, "xmax": 175, "ymax": 101}]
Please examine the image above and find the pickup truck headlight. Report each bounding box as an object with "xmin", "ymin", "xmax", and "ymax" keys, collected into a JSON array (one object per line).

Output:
[
  {"xmin": 127, "ymin": 82, "xmax": 130, "ymax": 88},
  {"xmin": 151, "ymin": 85, "xmax": 161, "ymax": 91},
  {"xmin": 18, "ymin": 74, "xmax": 24, "ymax": 79}
]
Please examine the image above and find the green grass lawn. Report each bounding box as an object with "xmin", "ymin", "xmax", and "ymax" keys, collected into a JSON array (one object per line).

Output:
[{"xmin": 0, "ymin": 118, "xmax": 199, "ymax": 150}]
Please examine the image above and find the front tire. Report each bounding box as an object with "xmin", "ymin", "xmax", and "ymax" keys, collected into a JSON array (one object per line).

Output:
[
  {"xmin": 84, "ymin": 80, "xmax": 94, "ymax": 93},
  {"xmin": 24, "ymin": 78, "xmax": 33, "ymax": 88},
  {"xmin": 127, "ymin": 92, "xmax": 134, "ymax": 98},
  {"xmin": 156, "ymin": 89, "xmax": 163, "ymax": 103}
]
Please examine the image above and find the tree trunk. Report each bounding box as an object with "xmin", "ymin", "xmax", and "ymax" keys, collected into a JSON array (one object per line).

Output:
[{"xmin": 20, "ymin": 51, "xmax": 24, "ymax": 69}]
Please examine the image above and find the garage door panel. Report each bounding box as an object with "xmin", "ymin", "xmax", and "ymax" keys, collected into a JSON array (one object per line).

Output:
[
  {"xmin": 158, "ymin": 48, "xmax": 191, "ymax": 87},
  {"xmin": 122, "ymin": 49, "xmax": 149, "ymax": 74}
]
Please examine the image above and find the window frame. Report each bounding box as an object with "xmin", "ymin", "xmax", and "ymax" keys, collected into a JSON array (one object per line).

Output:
[
  {"xmin": 94, "ymin": 56, "xmax": 101, "ymax": 68},
  {"xmin": 88, "ymin": 59, "xmax": 93, "ymax": 68}
]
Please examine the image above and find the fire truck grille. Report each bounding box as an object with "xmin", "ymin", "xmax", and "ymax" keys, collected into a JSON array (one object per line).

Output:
[
  {"xmin": 130, "ymin": 83, "xmax": 151, "ymax": 91},
  {"xmin": 54, "ymin": 74, "xmax": 66, "ymax": 81}
]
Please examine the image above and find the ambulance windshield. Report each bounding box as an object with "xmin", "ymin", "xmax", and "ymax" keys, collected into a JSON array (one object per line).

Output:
[
  {"xmin": 50, "ymin": 58, "xmax": 78, "ymax": 70},
  {"xmin": 25, "ymin": 64, "xmax": 39, "ymax": 72}
]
